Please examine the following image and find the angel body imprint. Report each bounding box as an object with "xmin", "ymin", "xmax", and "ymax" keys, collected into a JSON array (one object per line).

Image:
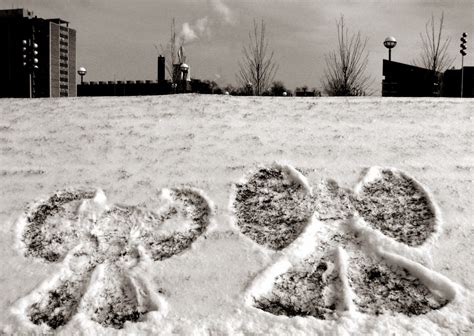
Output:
[
  {"xmin": 12, "ymin": 187, "xmax": 213, "ymax": 331},
  {"xmin": 9, "ymin": 163, "xmax": 466, "ymax": 333},
  {"xmin": 232, "ymin": 164, "xmax": 456, "ymax": 319}
]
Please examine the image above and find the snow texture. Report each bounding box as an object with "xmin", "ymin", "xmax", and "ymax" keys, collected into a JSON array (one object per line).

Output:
[{"xmin": 1, "ymin": 96, "xmax": 473, "ymax": 335}]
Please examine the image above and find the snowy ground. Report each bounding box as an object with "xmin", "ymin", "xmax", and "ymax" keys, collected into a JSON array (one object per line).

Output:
[{"xmin": 0, "ymin": 95, "xmax": 472, "ymax": 335}]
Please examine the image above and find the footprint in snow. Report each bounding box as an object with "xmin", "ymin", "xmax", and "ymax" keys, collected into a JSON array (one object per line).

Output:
[
  {"xmin": 12, "ymin": 187, "xmax": 213, "ymax": 331},
  {"xmin": 232, "ymin": 164, "xmax": 454, "ymax": 319}
]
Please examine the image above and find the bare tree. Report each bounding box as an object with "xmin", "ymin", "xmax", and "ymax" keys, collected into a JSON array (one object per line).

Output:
[
  {"xmin": 322, "ymin": 16, "xmax": 371, "ymax": 96},
  {"xmin": 237, "ymin": 19, "xmax": 278, "ymax": 96},
  {"xmin": 414, "ymin": 13, "xmax": 454, "ymax": 73}
]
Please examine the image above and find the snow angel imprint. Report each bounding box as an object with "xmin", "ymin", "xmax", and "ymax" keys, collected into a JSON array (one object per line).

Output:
[
  {"xmin": 232, "ymin": 164, "xmax": 456, "ymax": 319},
  {"xmin": 12, "ymin": 187, "xmax": 213, "ymax": 331}
]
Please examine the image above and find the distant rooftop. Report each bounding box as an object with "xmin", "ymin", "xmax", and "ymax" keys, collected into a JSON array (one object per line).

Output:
[
  {"xmin": 0, "ymin": 8, "xmax": 70, "ymax": 26},
  {"xmin": 0, "ymin": 8, "xmax": 34, "ymax": 19},
  {"xmin": 47, "ymin": 18, "xmax": 69, "ymax": 26}
]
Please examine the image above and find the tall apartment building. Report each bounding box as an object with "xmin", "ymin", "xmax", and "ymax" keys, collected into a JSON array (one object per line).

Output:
[{"xmin": 0, "ymin": 9, "xmax": 76, "ymax": 98}]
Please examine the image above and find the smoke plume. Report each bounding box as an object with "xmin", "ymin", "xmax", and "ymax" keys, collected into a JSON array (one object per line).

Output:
[
  {"xmin": 210, "ymin": 0, "xmax": 234, "ymax": 24},
  {"xmin": 180, "ymin": 17, "xmax": 211, "ymax": 44}
]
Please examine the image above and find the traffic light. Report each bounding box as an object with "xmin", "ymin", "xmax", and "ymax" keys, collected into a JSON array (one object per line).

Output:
[{"xmin": 460, "ymin": 32, "xmax": 467, "ymax": 56}]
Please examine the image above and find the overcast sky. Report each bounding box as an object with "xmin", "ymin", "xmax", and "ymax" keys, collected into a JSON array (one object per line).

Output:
[{"xmin": 3, "ymin": 0, "xmax": 473, "ymax": 94}]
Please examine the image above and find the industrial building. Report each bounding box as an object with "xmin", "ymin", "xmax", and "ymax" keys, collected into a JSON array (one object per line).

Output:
[
  {"xmin": 442, "ymin": 67, "xmax": 473, "ymax": 97},
  {"xmin": 77, "ymin": 54, "xmax": 198, "ymax": 96},
  {"xmin": 78, "ymin": 55, "xmax": 170, "ymax": 96},
  {"xmin": 382, "ymin": 60, "xmax": 473, "ymax": 97},
  {"xmin": 0, "ymin": 8, "xmax": 76, "ymax": 98}
]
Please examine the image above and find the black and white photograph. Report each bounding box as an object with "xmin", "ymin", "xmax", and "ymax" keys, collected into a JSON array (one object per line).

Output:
[{"xmin": 0, "ymin": 0, "xmax": 472, "ymax": 335}]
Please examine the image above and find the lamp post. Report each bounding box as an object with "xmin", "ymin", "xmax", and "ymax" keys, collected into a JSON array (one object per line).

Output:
[
  {"xmin": 22, "ymin": 38, "xmax": 39, "ymax": 98},
  {"xmin": 180, "ymin": 63, "xmax": 189, "ymax": 93},
  {"xmin": 77, "ymin": 67, "xmax": 87, "ymax": 85},
  {"xmin": 246, "ymin": 81, "xmax": 253, "ymax": 96},
  {"xmin": 383, "ymin": 36, "xmax": 397, "ymax": 61}
]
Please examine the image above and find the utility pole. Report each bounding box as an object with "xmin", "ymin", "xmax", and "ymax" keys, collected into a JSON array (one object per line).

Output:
[{"xmin": 460, "ymin": 32, "xmax": 467, "ymax": 98}]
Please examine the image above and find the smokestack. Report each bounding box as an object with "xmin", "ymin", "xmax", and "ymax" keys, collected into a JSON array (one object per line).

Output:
[{"xmin": 158, "ymin": 55, "xmax": 165, "ymax": 83}]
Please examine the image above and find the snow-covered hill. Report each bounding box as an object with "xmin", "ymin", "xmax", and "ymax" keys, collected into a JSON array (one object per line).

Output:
[{"xmin": 0, "ymin": 95, "xmax": 472, "ymax": 335}]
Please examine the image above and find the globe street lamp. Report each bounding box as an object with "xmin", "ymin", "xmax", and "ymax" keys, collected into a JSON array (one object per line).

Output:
[
  {"xmin": 180, "ymin": 63, "xmax": 189, "ymax": 72},
  {"xmin": 383, "ymin": 36, "xmax": 397, "ymax": 61},
  {"xmin": 77, "ymin": 66, "xmax": 87, "ymax": 84},
  {"xmin": 246, "ymin": 81, "xmax": 253, "ymax": 96}
]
